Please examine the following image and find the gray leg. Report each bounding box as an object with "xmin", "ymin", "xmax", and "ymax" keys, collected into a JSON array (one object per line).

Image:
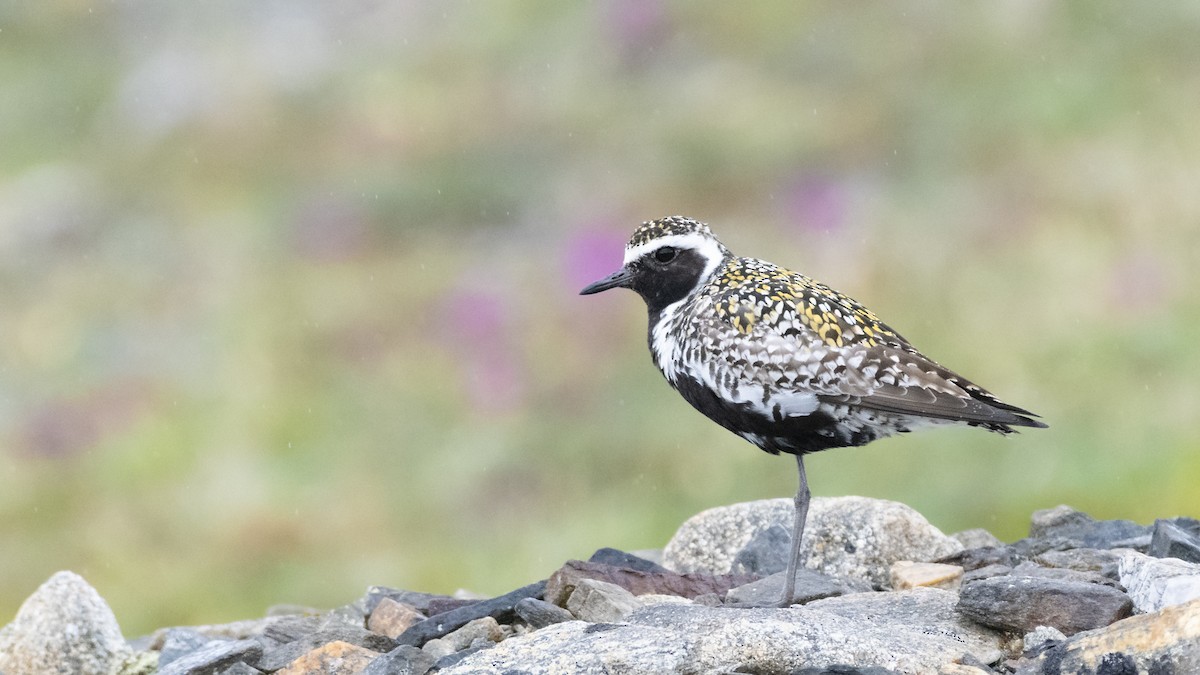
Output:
[{"xmin": 779, "ymin": 454, "xmax": 811, "ymax": 607}]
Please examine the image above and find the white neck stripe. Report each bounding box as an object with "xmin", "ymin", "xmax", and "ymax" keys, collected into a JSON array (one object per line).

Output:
[{"xmin": 623, "ymin": 232, "xmax": 728, "ymax": 282}]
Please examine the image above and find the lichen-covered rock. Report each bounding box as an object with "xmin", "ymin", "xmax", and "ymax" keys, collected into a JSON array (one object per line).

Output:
[
  {"xmin": 0, "ymin": 571, "xmax": 132, "ymax": 675},
  {"xmin": 443, "ymin": 597, "xmax": 1004, "ymax": 674},
  {"xmin": 436, "ymin": 621, "xmax": 692, "ymax": 674},
  {"xmin": 664, "ymin": 497, "xmax": 963, "ymax": 588}
]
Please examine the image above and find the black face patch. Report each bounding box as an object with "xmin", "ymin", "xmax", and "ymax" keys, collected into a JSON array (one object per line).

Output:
[{"xmin": 628, "ymin": 247, "xmax": 710, "ymax": 320}]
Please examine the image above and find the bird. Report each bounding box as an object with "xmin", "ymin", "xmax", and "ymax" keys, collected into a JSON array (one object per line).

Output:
[{"xmin": 579, "ymin": 215, "xmax": 1046, "ymax": 606}]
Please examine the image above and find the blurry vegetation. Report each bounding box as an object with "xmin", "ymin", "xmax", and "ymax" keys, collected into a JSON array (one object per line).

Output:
[{"xmin": 2, "ymin": 2, "xmax": 1199, "ymax": 636}]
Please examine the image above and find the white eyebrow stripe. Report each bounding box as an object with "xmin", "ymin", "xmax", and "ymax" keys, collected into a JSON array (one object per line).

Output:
[{"xmin": 623, "ymin": 232, "xmax": 728, "ymax": 280}]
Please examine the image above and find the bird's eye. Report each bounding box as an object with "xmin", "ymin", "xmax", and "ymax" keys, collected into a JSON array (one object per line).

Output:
[{"xmin": 653, "ymin": 247, "xmax": 678, "ymax": 264}]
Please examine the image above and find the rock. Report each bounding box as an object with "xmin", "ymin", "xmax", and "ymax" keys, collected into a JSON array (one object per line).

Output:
[
  {"xmin": 962, "ymin": 564, "xmax": 1013, "ymax": 584},
  {"xmin": 362, "ymin": 587, "xmax": 447, "ymax": 616},
  {"xmin": 216, "ymin": 662, "xmax": 262, "ymax": 675},
  {"xmin": 0, "ymin": 570, "xmax": 133, "ymax": 675},
  {"xmin": 725, "ymin": 569, "xmax": 868, "ymax": 606},
  {"xmin": 440, "ymin": 596, "xmax": 1002, "ymax": 675},
  {"xmin": 587, "ymin": 547, "xmax": 669, "ymax": 573},
  {"xmin": 957, "ymin": 576, "xmax": 1133, "ymax": 636},
  {"xmin": 1022, "ymin": 625, "xmax": 1066, "ymax": 655},
  {"xmin": 135, "ymin": 616, "xmax": 295, "ymax": 651},
  {"xmin": 543, "ymin": 560, "xmax": 756, "ymax": 605},
  {"xmin": 1149, "ymin": 518, "xmax": 1200, "ymax": 563},
  {"xmin": 664, "ymin": 497, "xmax": 963, "ymax": 588},
  {"xmin": 890, "ymin": 561, "xmax": 963, "ymax": 591},
  {"xmin": 1032, "ymin": 547, "xmax": 1126, "ymax": 580},
  {"xmin": 630, "ymin": 601, "xmax": 1002, "ymax": 673},
  {"xmin": 565, "ymin": 579, "xmax": 643, "ymax": 622},
  {"xmin": 157, "ymin": 628, "xmax": 214, "ymax": 669},
  {"xmin": 367, "ymin": 599, "xmax": 423, "ymax": 639},
  {"xmin": 359, "ymin": 645, "xmax": 436, "ymax": 675},
  {"xmin": 513, "ymin": 597, "xmax": 574, "ymax": 629},
  {"xmin": 1018, "ymin": 596, "xmax": 1200, "ymax": 674},
  {"xmin": 394, "ymin": 581, "xmax": 546, "ymax": 648},
  {"xmin": 275, "ymin": 640, "xmax": 379, "ymax": 675},
  {"xmin": 439, "ymin": 617, "xmax": 503, "ymax": 651},
  {"xmin": 952, "ymin": 528, "xmax": 1005, "ymax": 550},
  {"xmin": 1027, "ymin": 505, "xmax": 1149, "ymax": 550},
  {"xmin": 1118, "ymin": 550, "xmax": 1200, "ymax": 613},
  {"xmin": 663, "ymin": 498, "xmax": 796, "ymax": 574},
  {"xmin": 730, "ymin": 523, "xmax": 792, "ymax": 575},
  {"xmin": 423, "ymin": 598, "xmax": 477, "ymax": 616},
  {"xmin": 938, "ymin": 545, "xmax": 1019, "ymax": 572},
  {"xmin": 419, "ymin": 638, "xmax": 455, "ymax": 659},
  {"xmin": 436, "ymin": 620, "xmax": 692, "ymax": 674},
  {"xmin": 261, "ymin": 615, "xmax": 373, "ymax": 647},
  {"xmin": 253, "ymin": 627, "xmax": 396, "ymax": 672},
  {"xmin": 157, "ymin": 639, "xmax": 262, "ymax": 675},
  {"xmin": 629, "ymin": 549, "xmax": 666, "ymax": 567},
  {"xmin": 807, "ymin": 588, "xmax": 1005, "ymax": 665},
  {"xmin": 112, "ymin": 650, "xmax": 159, "ymax": 675},
  {"xmin": 787, "ymin": 662, "xmax": 902, "ymax": 667},
  {"xmin": 1009, "ymin": 561, "xmax": 1122, "ymax": 589}
]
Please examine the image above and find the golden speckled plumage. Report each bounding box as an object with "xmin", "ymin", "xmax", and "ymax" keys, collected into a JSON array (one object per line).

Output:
[{"xmin": 580, "ymin": 215, "xmax": 1045, "ymax": 606}]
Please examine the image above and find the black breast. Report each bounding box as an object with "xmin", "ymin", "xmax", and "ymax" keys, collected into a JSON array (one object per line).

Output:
[{"xmin": 668, "ymin": 373, "xmax": 881, "ymax": 456}]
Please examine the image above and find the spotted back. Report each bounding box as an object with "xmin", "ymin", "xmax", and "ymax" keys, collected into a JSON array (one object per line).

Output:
[{"xmin": 708, "ymin": 257, "xmax": 911, "ymax": 351}]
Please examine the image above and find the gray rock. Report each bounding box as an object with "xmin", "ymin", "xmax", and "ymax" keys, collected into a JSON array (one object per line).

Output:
[
  {"xmin": 395, "ymin": 580, "xmax": 546, "ymax": 648},
  {"xmin": 215, "ymin": 662, "xmax": 262, "ymax": 675},
  {"xmin": 730, "ymin": 523, "xmax": 792, "ymax": 575},
  {"xmin": 433, "ymin": 642, "xmax": 493, "ymax": 671},
  {"xmin": 437, "ymin": 621, "xmax": 692, "ymax": 674},
  {"xmin": 1032, "ymin": 547, "xmax": 1127, "ymax": 579},
  {"xmin": 587, "ymin": 547, "xmax": 668, "ymax": 573},
  {"xmin": 962, "ymin": 564, "xmax": 1013, "ymax": 584},
  {"xmin": 1009, "ymin": 561, "xmax": 1122, "ymax": 589},
  {"xmin": 441, "ymin": 597, "xmax": 1004, "ymax": 675},
  {"xmin": 1021, "ymin": 625, "xmax": 1066, "ymax": 656},
  {"xmin": 629, "ymin": 602, "xmax": 1002, "ymax": 673},
  {"xmin": 1027, "ymin": 505, "xmax": 1149, "ymax": 550},
  {"xmin": 134, "ymin": 616, "xmax": 294, "ymax": 652},
  {"xmin": 0, "ymin": 570, "xmax": 132, "ymax": 675},
  {"xmin": 157, "ymin": 628, "xmax": 215, "ymax": 669},
  {"xmin": 252, "ymin": 626, "xmax": 395, "ymax": 671},
  {"xmin": 565, "ymin": 579, "xmax": 643, "ymax": 623},
  {"xmin": 513, "ymin": 597, "xmax": 574, "ymax": 629},
  {"xmin": 1149, "ymin": 518, "xmax": 1200, "ymax": 563},
  {"xmin": 157, "ymin": 639, "xmax": 261, "ymax": 675},
  {"xmin": 787, "ymin": 662, "xmax": 902, "ymax": 667},
  {"xmin": 420, "ymin": 637, "xmax": 455, "ymax": 659},
  {"xmin": 363, "ymin": 587, "xmax": 448, "ymax": 615},
  {"xmin": 543, "ymin": 560, "xmax": 755, "ymax": 604},
  {"xmin": 663, "ymin": 498, "xmax": 796, "ymax": 574},
  {"xmin": 360, "ymin": 645, "xmax": 436, "ymax": 675},
  {"xmin": 725, "ymin": 569, "xmax": 868, "ymax": 607},
  {"xmin": 1118, "ymin": 550, "xmax": 1200, "ymax": 613},
  {"xmin": 629, "ymin": 549, "xmax": 665, "ymax": 567},
  {"xmin": 939, "ymin": 545, "xmax": 1018, "ymax": 571},
  {"xmin": 807, "ymin": 588, "xmax": 1005, "ymax": 665},
  {"xmin": 439, "ymin": 617, "xmax": 503, "ymax": 651},
  {"xmin": 952, "ymin": 528, "xmax": 1005, "ymax": 550},
  {"xmin": 664, "ymin": 497, "xmax": 962, "ymax": 588},
  {"xmin": 1017, "ymin": 597, "xmax": 1200, "ymax": 674},
  {"xmin": 957, "ymin": 576, "xmax": 1132, "ymax": 636}
]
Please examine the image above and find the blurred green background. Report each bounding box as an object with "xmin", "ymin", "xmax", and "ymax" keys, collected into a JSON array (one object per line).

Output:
[{"xmin": 3, "ymin": 2, "xmax": 1198, "ymax": 637}]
